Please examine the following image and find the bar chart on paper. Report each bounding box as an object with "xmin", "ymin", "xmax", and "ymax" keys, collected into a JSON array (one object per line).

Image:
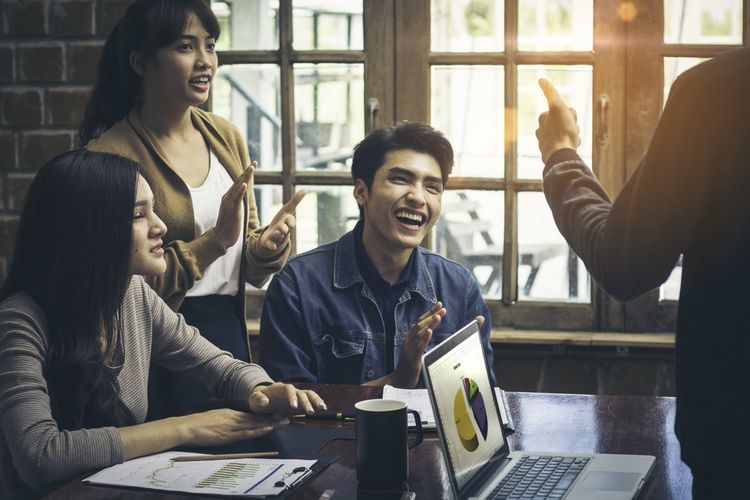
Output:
[
  {"xmin": 84, "ymin": 451, "xmax": 316, "ymax": 497},
  {"xmin": 193, "ymin": 461, "xmax": 263, "ymax": 491}
]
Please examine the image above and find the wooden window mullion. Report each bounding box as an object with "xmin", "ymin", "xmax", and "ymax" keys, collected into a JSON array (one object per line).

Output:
[
  {"xmin": 394, "ymin": 0, "xmax": 430, "ymax": 122},
  {"xmin": 278, "ymin": 0, "xmax": 297, "ymax": 253},
  {"xmin": 621, "ymin": 0, "xmax": 663, "ymax": 331},
  {"xmin": 502, "ymin": 0, "xmax": 519, "ymax": 305},
  {"xmin": 592, "ymin": 0, "xmax": 627, "ymax": 331}
]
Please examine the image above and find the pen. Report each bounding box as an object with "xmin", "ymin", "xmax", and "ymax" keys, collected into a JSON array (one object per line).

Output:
[
  {"xmin": 170, "ymin": 451, "xmax": 279, "ymax": 462},
  {"xmin": 291, "ymin": 412, "xmax": 355, "ymax": 421}
]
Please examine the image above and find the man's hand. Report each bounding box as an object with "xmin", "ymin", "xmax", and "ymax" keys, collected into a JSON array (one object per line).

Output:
[
  {"xmin": 258, "ymin": 191, "xmax": 308, "ymax": 254},
  {"xmin": 214, "ymin": 162, "xmax": 256, "ymax": 248},
  {"xmin": 475, "ymin": 315, "xmax": 485, "ymax": 329},
  {"xmin": 391, "ymin": 302, "xmax": 447, "ymax": 388},
  {"xmin": 536, "ymin": 78, "xmax": 581, "ymax": 163},
  {"xmin": 249, "ymin": 382, "xmax": 327, "ymax": 415}
]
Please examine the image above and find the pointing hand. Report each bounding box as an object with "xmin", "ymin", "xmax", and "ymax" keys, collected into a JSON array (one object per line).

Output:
[{"xmin": 535, "ymin": 78, "xmax": 581, "ymax": 163}]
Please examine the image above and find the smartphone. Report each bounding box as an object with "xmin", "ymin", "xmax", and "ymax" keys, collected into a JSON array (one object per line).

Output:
[{"xmin": 319, "ymin": 489, "xmax": 416, "ymax": 500}]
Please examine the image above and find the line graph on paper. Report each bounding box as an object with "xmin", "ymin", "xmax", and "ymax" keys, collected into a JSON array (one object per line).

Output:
[{"xmin": 147, "ymin": 459, "xmax": 178, "ymax": 487}]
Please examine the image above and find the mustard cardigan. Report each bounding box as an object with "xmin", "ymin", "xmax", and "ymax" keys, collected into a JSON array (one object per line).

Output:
[{"xmin": 87, "ymin": 108, "xmax": 289, "ymax": 344}]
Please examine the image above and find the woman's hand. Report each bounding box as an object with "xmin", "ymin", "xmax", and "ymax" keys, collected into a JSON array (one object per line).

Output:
[
  {"xmin": 249, "ymin": 382, "xmax": 327, "ymax": 415},
  {"xmin": 119, "ymin": 407, "xmax": 283, "ymax": 460},
  {"xmin": 178, "ymin": 408, "xmax": 281, "ymax": 448},
  {"xmin": 258, "ymin": 191, "xmax": 308, "ymax": 255},
  {"xmin": 214, "ymin": 162, "xmax": 256, "ymax": 248}
]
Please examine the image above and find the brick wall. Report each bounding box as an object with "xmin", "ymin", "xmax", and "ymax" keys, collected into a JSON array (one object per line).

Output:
[{"xmin": 0, "ymin": 0, "xmax": 131, "ymax": 282}]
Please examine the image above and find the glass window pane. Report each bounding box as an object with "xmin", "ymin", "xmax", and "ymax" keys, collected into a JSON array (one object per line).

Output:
[
  {"xmin": 434, "ymin": 190, "xmax": 504, "ymax": 299},
  {"xmin": 294, "ymin": 63, "xmax": 364, "ymax": 172},
  {"xmin": 518, "ymin": 0, "xmax": 593, "ymax": 51},
  {"xmin": 431, "ymin": 0, "xmax": 504, "ymax": 52},
  {"xmin": 292, "ymin": 1, "xmax": 363, "ymax": 50},
  {"xmin": 518, "ymin": 192, "xmax": 590, "ymax": 302},
  {"xmin": 517, "ymin": 65, "xmax": 592, "ymax": 180},
  {"xmin": 431, "ymin": 66, "xmax": 504, "ymax": 178},
  {"xmin": 212, "ymin": 0, "xmax": 278, "ymax": 50},
  {"xmin": 295, "ymin": 186, "xmax": 360, "ymax": 253},
  {"xmin": 660, "ymin": 256, "xmax": 682, "ymax": 301},
  {"xmin": 214, "ymin": 65, "xmax": 282, "ymax": 171},
  {"xmin": 518, "ymin": 66, "xmax": 593, "ymax": 179},
  {"xmin": 664, "ymin": 0, "xmax": 743, "ymax": 44},
  {"xmin": 255, "ymin": 185, "xmax": 283, "ymax": 227},
  {"xmin": 663, "ymin": 57, "xmax": 707, "ymax": 106}
]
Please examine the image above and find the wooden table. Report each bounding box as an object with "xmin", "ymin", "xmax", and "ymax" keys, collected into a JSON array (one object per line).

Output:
[{"xmin": 43, "ymin": 384, "xmax": 690, "ymax": 499}]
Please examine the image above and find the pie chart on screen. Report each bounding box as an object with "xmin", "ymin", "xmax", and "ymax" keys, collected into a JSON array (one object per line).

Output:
[{"xmin": 453, "ymin": 376, "xmax": 489, "ymax": 452}]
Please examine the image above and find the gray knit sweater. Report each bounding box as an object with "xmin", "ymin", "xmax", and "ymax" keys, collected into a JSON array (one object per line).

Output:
[{"xmin": 0, "ymin": 276, "xmax": 273, "ymax": 498}]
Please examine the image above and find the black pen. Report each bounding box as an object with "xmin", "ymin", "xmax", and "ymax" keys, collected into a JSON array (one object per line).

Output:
[{"xmin": 291, "ymin": 412, "xmax": 355, "ymax": 421}]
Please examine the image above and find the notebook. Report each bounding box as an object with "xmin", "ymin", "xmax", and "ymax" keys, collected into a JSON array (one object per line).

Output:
[{"xmin": 422, "ymin": 320, "xmax": 655, "ymax": 500}]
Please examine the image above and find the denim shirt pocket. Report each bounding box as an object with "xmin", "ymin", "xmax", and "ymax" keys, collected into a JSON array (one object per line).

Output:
[{"xmin": 311, "ymin": 329, "xmax": 369, "ymax": 383}]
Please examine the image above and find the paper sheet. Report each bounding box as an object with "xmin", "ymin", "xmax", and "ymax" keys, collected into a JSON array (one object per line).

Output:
[
  {"xmin": 383, "ymin": 385, "xmax": 514, "ymax": 431},
  {"xmin": 84, "ymin": 451, "xmax": 316, "ymax": 497}
]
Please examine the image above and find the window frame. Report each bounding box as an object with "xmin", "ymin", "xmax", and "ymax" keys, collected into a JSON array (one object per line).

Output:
[
  {"xmin": 218, "ymin": 0, "xmax": 750, "ymax": 334},
  {"xmin": 215, "ymin": 0, "xmax": 395, "ymax": 318},
  {"xmin": 620, "ymin": 0, "xmax": 750, "ymax": 332},
  {"xmin": 395, "ymin": 0, "xmax": 620, "ymax": 331}
]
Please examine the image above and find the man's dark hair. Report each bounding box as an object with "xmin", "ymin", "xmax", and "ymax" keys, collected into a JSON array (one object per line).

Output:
[{"xmin": 351, "ymin": 121, "xmax": 454, "ymax": 190}]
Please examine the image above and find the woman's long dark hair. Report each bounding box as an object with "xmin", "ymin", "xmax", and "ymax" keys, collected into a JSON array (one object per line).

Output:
[
  {"xmin": 0, "ymin": 150, "xmax": 141, "ymax": 430},
  {"xmin": 78, "ymin": 0, "xmax": 220, "ymax": 146}
]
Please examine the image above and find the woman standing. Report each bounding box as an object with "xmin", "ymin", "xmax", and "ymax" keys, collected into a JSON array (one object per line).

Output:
[
  {"xmin": 0, "ymin": 151, "xmax": 323, "ymax": 499},
  {"xmin": 80, "ymin": 0, "xmax": 303, "ymax": 418}
]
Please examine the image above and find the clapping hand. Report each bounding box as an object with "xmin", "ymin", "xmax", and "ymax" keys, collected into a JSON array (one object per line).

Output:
[
  {"xmin": 214, "ymin": 162, "xmax": 256, "ymax": 248},
  {"xmin": 258, "ymin": 191, "xmax": 308, "ymax": 254},
  {"xmin": 392, "ymin": 302, "xmax": 447, "ymax": 388}
]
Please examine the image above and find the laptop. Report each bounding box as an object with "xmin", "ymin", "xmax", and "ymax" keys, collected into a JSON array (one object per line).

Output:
[{"xmin": 422, "ymin": 321, "xmax": 655, "ymax": 500}]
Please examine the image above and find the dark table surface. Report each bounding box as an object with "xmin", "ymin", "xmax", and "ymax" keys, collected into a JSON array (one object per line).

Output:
[{"xmin": 43, "ymin": 384, "xmax": 690, "ymax": 499}]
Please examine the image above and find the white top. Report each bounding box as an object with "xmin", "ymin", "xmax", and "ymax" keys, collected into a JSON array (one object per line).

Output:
[{"xmin": 186, "ymin": 150, "xmax": 243, "ymax": 297}]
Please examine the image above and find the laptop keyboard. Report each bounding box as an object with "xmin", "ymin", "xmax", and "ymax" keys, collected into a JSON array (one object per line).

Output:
[{"xmin": 488, "ymin": 455, "xmax": 590, "ymax": 499}]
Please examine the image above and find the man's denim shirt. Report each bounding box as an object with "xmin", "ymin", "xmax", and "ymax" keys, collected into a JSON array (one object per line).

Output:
[{"xmin": 259, "ymin": 229, "xmax": 495, "ymax": 386}]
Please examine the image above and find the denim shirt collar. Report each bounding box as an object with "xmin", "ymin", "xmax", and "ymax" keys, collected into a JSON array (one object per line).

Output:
[{"xmin": 333, "ymin": 222, "xmax": 438, "ymax": 304}]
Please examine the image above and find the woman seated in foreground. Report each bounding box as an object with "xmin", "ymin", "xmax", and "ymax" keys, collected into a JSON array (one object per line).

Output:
[{"xmin": 0, "ymin": 150, "xmax": 325, "ymax": 499}]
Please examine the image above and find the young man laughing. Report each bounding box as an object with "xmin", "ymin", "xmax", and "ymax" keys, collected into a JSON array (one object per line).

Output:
[{"xmin": 259, "ymin": 122, "xmax": 494, "ymax": 387}]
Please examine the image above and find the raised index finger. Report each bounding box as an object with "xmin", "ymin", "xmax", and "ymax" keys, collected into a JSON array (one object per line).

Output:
[
  {"xmin": 538, "ymin": 78, "xmax": 562, "ymax": 107},
  {"xmin": 280, "ymin": 190, "xmax": 308, "ymax": 214}
]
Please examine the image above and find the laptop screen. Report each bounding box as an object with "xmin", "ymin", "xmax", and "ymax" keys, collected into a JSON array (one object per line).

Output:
[{"xmin": 423, "ymin": 321, "xmax": 506, "ymax": 490}]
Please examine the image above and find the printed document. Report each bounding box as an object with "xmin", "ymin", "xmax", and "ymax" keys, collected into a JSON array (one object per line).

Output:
[{"xmin": 84, "ymin": 451, "xmax": 316, "ymax": 497}]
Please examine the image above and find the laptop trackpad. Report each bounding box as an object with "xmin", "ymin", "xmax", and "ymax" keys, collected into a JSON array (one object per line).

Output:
[{"xmin": 579, "ymin": 472, "xmax": 640, "ymax": 491}]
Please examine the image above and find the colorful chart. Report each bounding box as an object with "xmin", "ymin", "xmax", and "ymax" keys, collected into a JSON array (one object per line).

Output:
[{"xmin": 453, "ymin": 377, "xmax": 489, "ymax": 452}]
